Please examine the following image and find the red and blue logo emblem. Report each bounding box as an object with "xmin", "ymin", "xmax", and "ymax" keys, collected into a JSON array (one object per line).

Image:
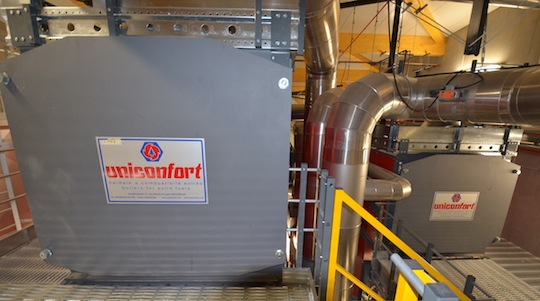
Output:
[
  {"xmin": 140, "ymin": 142, "xmax": 163, "ymax": 162},
  {"xmin": 451, "ymin": 193, "xmax": 461, "ymax": 203}
]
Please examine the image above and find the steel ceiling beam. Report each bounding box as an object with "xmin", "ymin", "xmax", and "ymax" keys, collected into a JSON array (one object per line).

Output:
[{"xmin": 340, "ymin": 0, "xmax": 386, "ymax": 8}]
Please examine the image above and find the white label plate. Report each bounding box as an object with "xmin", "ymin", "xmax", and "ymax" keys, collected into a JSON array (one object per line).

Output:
[
  {"xmin": 96, "ymin": 137, "xmax": 208, "ymax": 204},
  {"xmin": 429, "ymin": 191, "xmax": 479, "ymax": 221}
]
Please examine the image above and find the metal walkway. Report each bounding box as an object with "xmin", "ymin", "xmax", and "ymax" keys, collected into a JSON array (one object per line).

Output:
[
  {"xmin": 0, "ymin": 240, "xmax": 315, "ymax": 301},
  {"xmin": 3, "ymin": 239, "xmax": 540, "ymax": 300},
  {"xmin": 430, "ymin": 239, "xmax": 540, "ymax": 301},
  {"xmin": 486, "ymin": 239, "xmax": 540, "ymax": 292},
  {"xmin": 432, "ymin": 258, "xmax": 540, "ymax": 300}
]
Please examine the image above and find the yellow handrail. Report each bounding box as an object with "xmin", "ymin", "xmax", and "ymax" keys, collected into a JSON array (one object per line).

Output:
[{"xmin": 326, "ymin": 189, "xmax": 471, "ymax": 301}]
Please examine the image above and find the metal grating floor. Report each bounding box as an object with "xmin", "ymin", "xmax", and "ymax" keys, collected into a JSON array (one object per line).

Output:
[
  {"xmin": 430, "ymin": 238, "xmax": 540, "ymax": 301},
  {"xmin": 0, "ymin": 240, "xmax": 315, "ymax": 301},
  {"xmin": 0, "ymin": 284, "xmax": 313, "ymax": 301},
  {"xmin": 432, "ymin": 258, "xmax": 540, "ymax": 301},
  {"xmin": 0, "ymin": 240, "xmax": 70, "ymax": 284},
  {"xmin": 486, "ymin": 239, "xmax": 540, "ymax": 292}
]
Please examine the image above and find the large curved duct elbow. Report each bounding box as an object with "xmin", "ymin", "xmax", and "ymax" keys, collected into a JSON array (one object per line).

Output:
[
  {"xmin": 304, "ymin": 0, "xmax": 340, "ymax": 120},
  {"xmin": 323, "ymin": 73, "xmax": 408, "ymax": 204},
  {"xmin": 322, "ymin": 73, "xmax": 408, "ymax": 300}
]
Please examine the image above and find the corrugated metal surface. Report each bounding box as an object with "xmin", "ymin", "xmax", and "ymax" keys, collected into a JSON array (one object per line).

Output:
[{"xmin": 0, "ymin": 37, "xmax": 292, "ymax": 277}]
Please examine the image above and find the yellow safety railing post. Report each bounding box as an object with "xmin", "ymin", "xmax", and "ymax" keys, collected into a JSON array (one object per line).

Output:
[
  {"xmin": 334, "ymin": 189, "xmax": 471, "ymax": 301},
  {"xmin": 324, "ymin": 188, "xmax": 385, "ymax": 301},
  {"xmin": 325, "ymin": 189, "xmax": 343, "ymax": 301}
]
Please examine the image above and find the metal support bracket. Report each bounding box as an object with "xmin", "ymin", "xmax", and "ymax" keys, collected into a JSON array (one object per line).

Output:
[
  {"xmin": 464, "ymin": 0, "xmax": 489, "ymax": 55},
  {"xmin": 453, "ymin": 127, "xmax": 462, "ymax": 153},
  {"xmin": 316, "ymin": 173, "xmax": 335, "ymax": 300},
  {"xmin": 425, "ymin": 242, "xmax": 435, "ymax": 263},
  {"xmin": 5, "ymin": 4, "xmax": 43, "ymax": 50},
  {"xmin": 464, "ymin": 275, "xmax": 476, "ymax": 300},
  {"xmin": 255, "ymin": 0, "xmax": 262, "ymax": 48},
  {"xmin": 105, "ymin": 0, "xmax": 119, "ymax": 36},
  {"xmin": 297, "ymin": 0, "xmax": 306, "ymax": 56},
  {"xmin": 501, "ymin": 127, "xmax": 514, "ymax": 156},
  {"xmin": 398, "ymin": 139, "xmax": 409, "ymax": 154},
  {"xmin": 271, "ymin": 11, "xmax": 292, "ymax": 51},
  {"xmin": 388, "ymin": 124, "xmax": 400, "ymax": 153}
]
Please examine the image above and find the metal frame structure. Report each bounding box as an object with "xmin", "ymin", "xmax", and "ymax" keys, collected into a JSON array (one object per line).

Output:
[
  {"xmin": 287, "ymin": 165, "xmax": 336, "ymax": 299},
  {"xmin": 1, "ymin": 0, "xmax": 304, "ymax": 66},
  {"xmin": 372, "ymin": 124, "xmax": 523, "ymax": 160}
]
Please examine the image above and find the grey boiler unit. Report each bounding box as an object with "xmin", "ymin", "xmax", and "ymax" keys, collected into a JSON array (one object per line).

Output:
[
  {"xmin": 370, "ymin": 125, "xmax": 523, "ymax": 254},
  {"xmin": 0, "ymin": 37, "xmax": 292, "ymax": 278}
]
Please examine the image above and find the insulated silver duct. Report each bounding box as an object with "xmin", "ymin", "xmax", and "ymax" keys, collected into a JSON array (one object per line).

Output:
[
  {"xmin": 301, "ymin": 0, "xmax": 339, "ymax": 261},
  {"xmin": 315, "ymin": 65, "xmax": 540, "ymax": 300},
  {"xmin": 302, "ymin": 87, "xmax": 412, "ymax": 263},
  {"xmin": 322, "ymin": 73, "xmax": 408, "ymax": 300},
  {"xmin": 300, "ymin": 88, "xmax": 342, "ymax": 260},
  {"xmin": 398, "ymin": 66, "xmax": 540, "ymax": 124},
  {"xmin": 365, "ymin": 163, "xmax": 412, "ymax": 201},
  {"xmin": 304, "ymin": 0, "xmax": 340, "ymax": 119},
  {"xmin": 303, "ymin": 86, "xmax": 412, "ymax": 200},
  {"xmin": 304, "ymin": 88, "xmax": 343, "ymax": 199}
]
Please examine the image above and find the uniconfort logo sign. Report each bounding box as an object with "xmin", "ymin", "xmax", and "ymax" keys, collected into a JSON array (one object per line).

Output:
[
  {"xmin": 430, "ymin": 191, "xmax": 479, "ymax": 221},
  {"xmin": 140, "ymin": 142, "xmax": 163, "ymax": 162},
  {"xmin": 96, "ymin": 137, "xmax": 208, "ymax": 204}
]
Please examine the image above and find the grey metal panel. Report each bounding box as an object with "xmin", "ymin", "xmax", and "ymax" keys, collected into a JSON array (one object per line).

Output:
[
  {"xmin": 394, "ymin": 154, "xmax": 520, "ymax": 254},
  {"xmin": 0, "ymin": 37, "xmax": 291, "ymax": 277}
]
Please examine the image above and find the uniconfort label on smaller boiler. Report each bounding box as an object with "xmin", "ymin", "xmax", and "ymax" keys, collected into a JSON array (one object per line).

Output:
[
  {"xmin": 96, "ymin": 137, "xmax": 208, "ymax": 204},
  {"xmin": 429, "ymin": 191, "xmax": 479, "ymax": 221}
]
